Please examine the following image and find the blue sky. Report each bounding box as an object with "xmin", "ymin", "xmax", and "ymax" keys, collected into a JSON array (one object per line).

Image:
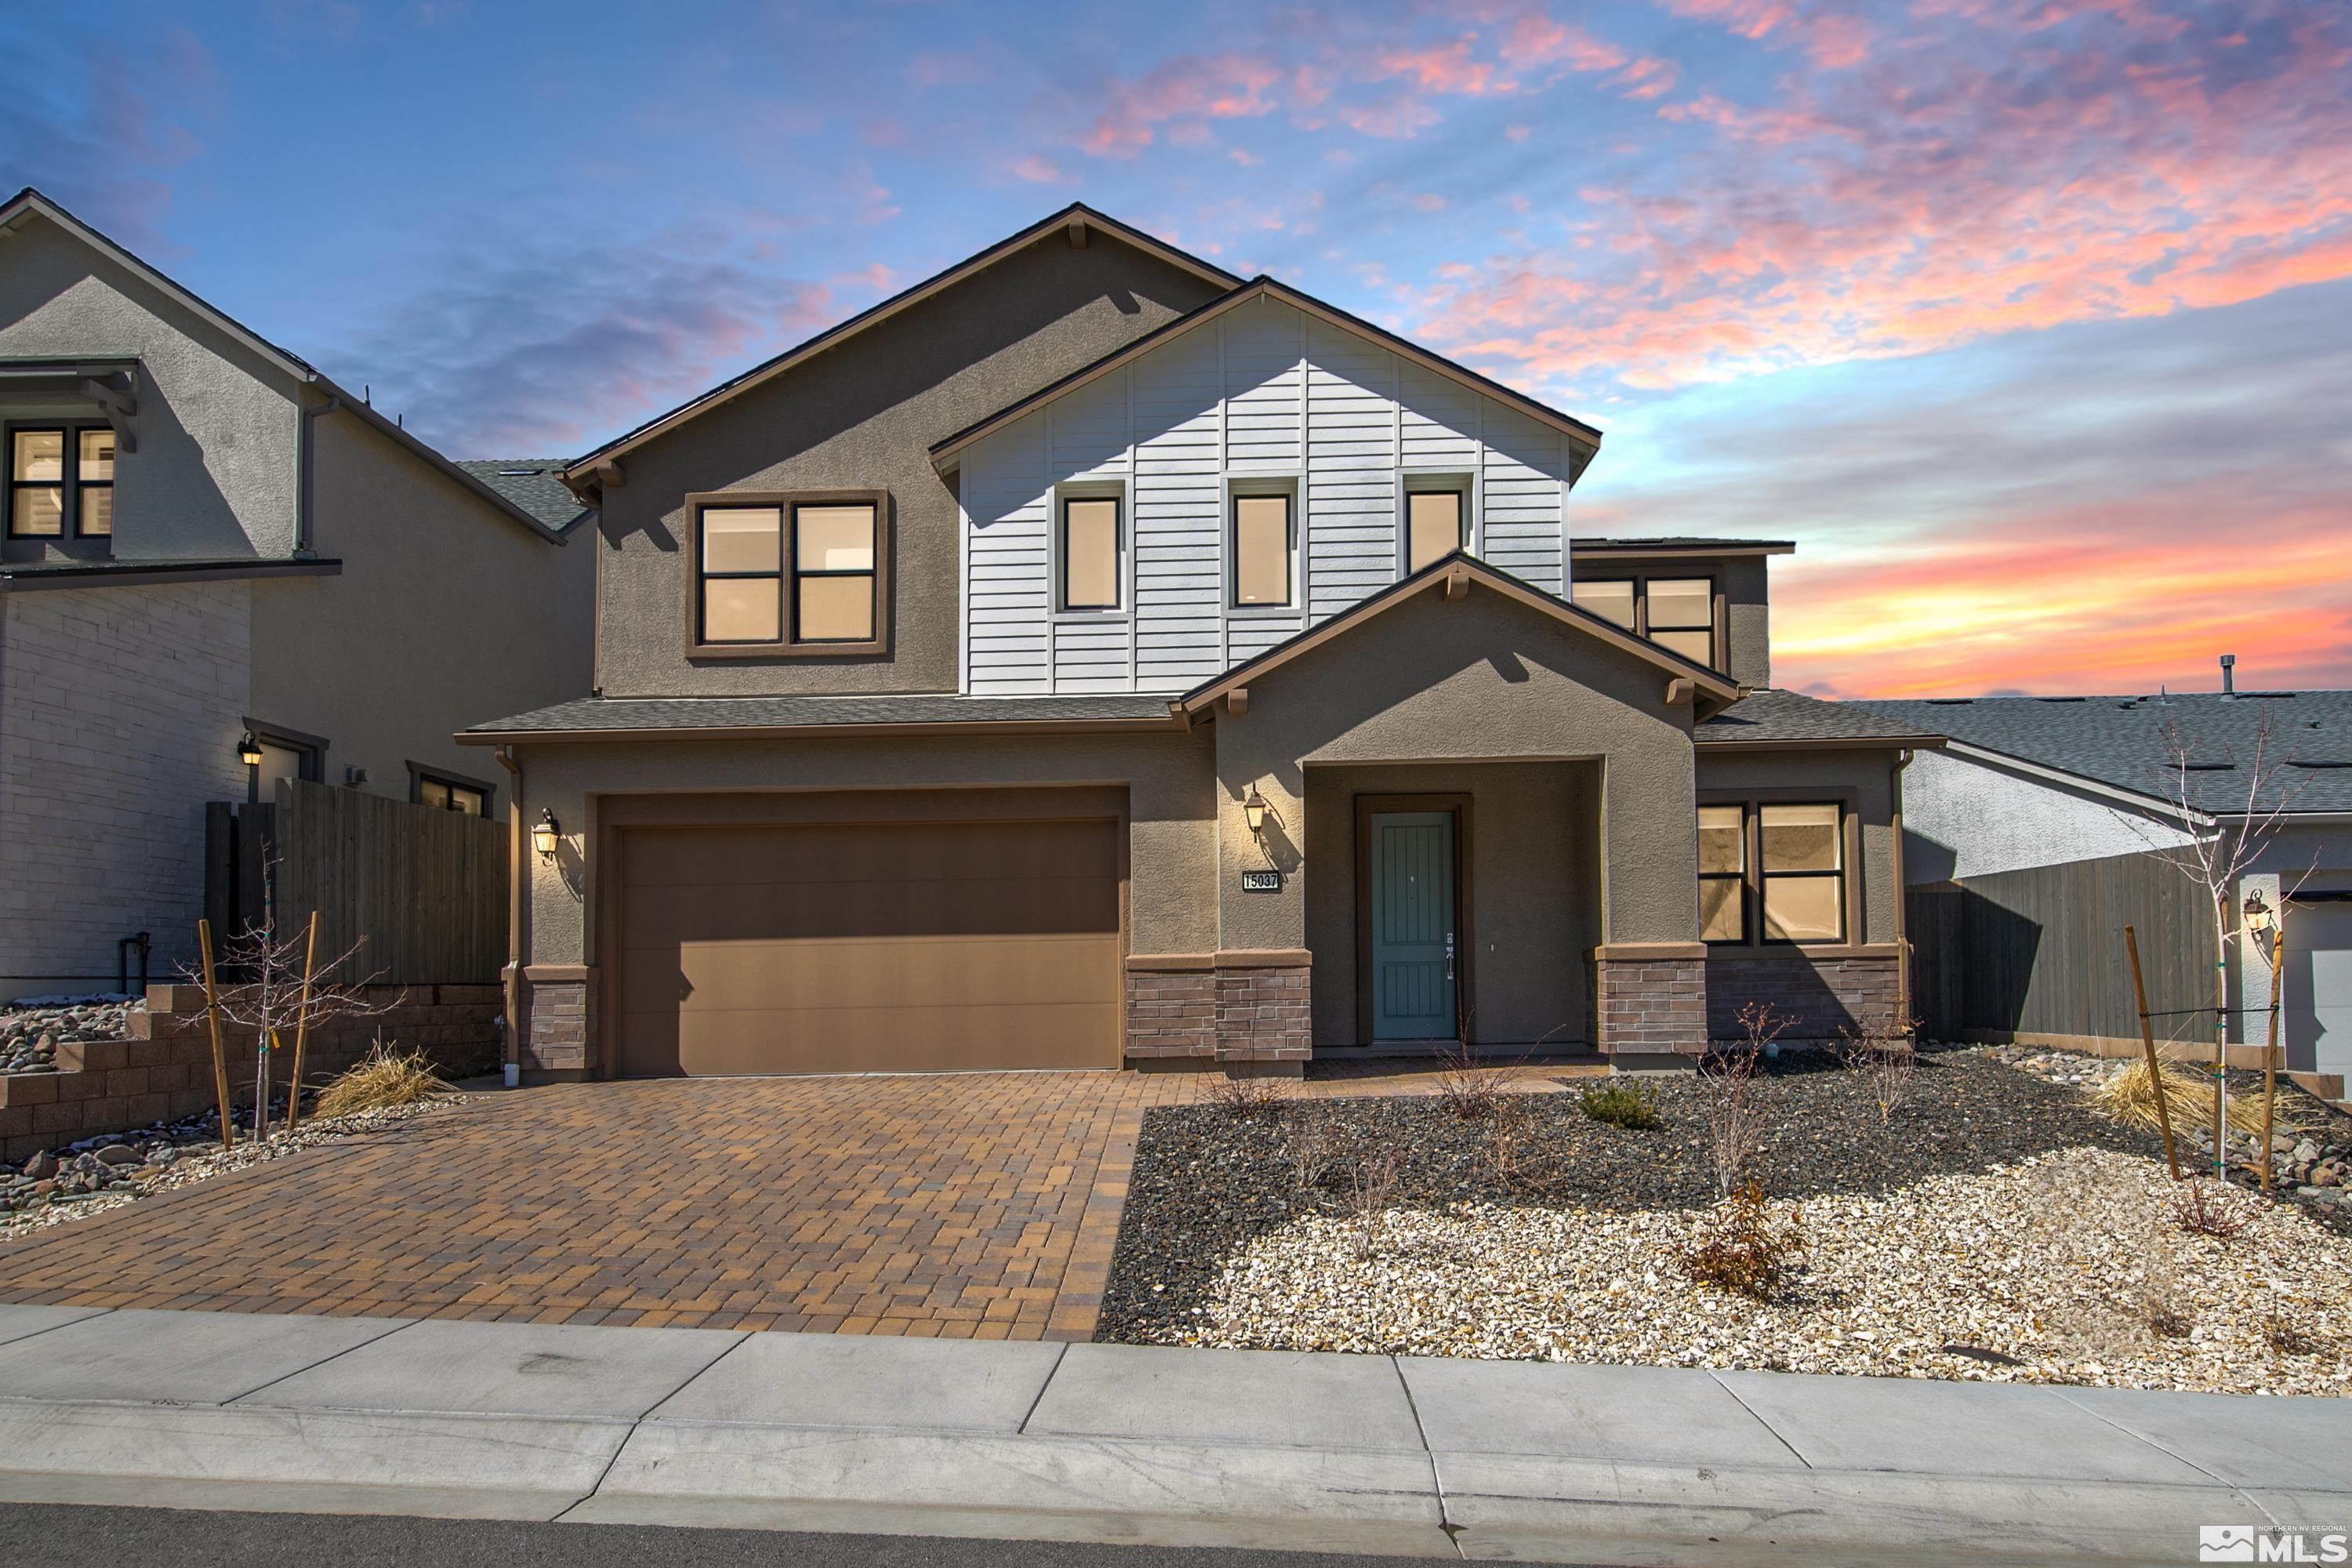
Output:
[{"xmin": 5, "ymin": 0, "xmax": 2347, "ymax": 695}]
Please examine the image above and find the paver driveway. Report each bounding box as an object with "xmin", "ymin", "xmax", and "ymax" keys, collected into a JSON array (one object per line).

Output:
[
  {"xmin": 0, "ymin": 1074, "xmax": 1202, "ymax": 1340},
  {"xmin": 0, "ymin": 1061, "xmax": 1588, "ymax": 1339}
]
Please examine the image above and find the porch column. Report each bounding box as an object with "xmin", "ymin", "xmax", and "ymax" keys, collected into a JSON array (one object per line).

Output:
[{"xmin": 1210, "ymin": 704, "xmax": 1311, "ymax": 1073}]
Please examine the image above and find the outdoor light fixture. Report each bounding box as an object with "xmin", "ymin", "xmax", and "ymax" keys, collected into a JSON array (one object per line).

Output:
[
  {"xmin": 2243, "ymin": 889, "xmax": 2274, "ymax": 935},
  {"xmin": 532, "ymin": 808, "xmax": 561, "ymax": 861},
  {"xmin": 236, "ymin": 731, "xmax": 263, "ymax": 768},
  {"xmin": 1243, "ymin": 788, "xmax": 1269, "ymax": 834}
]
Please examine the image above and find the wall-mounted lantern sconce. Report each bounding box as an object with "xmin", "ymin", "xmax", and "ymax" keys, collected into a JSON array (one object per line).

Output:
[
  {"xmin": 2242, "ymin": 888, "xmax": 2274, "ymax": 935},
  {"xmin": 1243, "ymin": 788, "xmax": 1269, "ymax": 835},
  {"xmin": 236, "ymin": 731, "xmax": 263, "ymax": 768},
  {"xmin": 532, "ymin": 808, "xmax": 561, "ymax": 861}
]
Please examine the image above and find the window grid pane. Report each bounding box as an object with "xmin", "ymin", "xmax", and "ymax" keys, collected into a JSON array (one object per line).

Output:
[
  {"xmin": 11, "ymin": 487, "xmax": 63, "ymax": 537},
  {"xmin": 419, "ymin": 779, "xmax": 451, "ymax": 810},
  {"xmin": 1646, "ymin": 577, "xmax": 1712, "ymax": 630},
  {"xmin": 77, "ymin": 428, "xmax": 115, "ymax": 481},
  {"xmin": 796, "ymin": 573, "xmax": 875, "ymax": 641},
  {"xmin": 1700, "ymin": 877, "xmax": 1745, "ymax": 942},
  {"xmin": 1653, "ymin": 628, "xmax": 1713, "ymax": 665},
  {"xmin": 1697, "ymin": 805, "xmax": 1745, "ymax": 873},
  {"xmin": 1062, "ymin": 498, "xmax": 1120, "ymax": 609},
  {"xmin": 12, "ymin": 430, "xmax": 64, "ymax": 482},
  {"xmin": 1233, "ymin": 495, "xmax": 1292, "ymax": 606},
  {"xmin": 78, "ymin": 486, "xmax": 112, "ymax": 536},
  {"xmin": 1406, "ymin": 491, "xmax": 1463, "ymax": 572},
  {"xmin": 703, "ymin": 578, "xmax": 781, "ymax": 642},
  {"xmin": 795, "ymin": 504, "xmax": 874, "ymax": 572},
  {"xmin": 1762, "ymin": 876, "xmax": 1842, "ymax": 942},
  {"xmin": 1572, "ymin": 579, "xmax": 1636, "ymax": 628},
  {"xmin": 702, "ymin": 508, "xmax": 782, "ymax": 574},
  {"xmin": 1760, "ymin": 803, "xmax": 1841, "ymax": 872}
]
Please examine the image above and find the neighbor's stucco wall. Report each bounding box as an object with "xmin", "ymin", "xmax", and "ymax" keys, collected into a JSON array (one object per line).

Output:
[
  {"xmin": 1695, "ymin": 748, "xmax": 1904, "ymax": 947},
  {"xmin": 507, "ymin": 726, "xmax": 1218, "ymax": 971},
  {"xmin": 1210, "ymin": 583, "xmax": 1698, "ymax": 956},
  {"xmin": 0, "ymin": 214, "xmax": 299, "ymax": 560},
  {"xmin": 1897, "ymin": 745, "xmax": 2196, "ymax": 883},
  {"xmin": 0, "ymin": 582, "xmax": 251, "ymax": 996},
  {"xmin": 594, "ymin": 236, "xmax": 1225, "ymax": 701},
  {"xmin": 248, "ymin": 410, "xmax": 593, "ymax": 813},
  {"xmin": 1305, "ymin": 759, "xmax": 1602, "ymax": 1048}
]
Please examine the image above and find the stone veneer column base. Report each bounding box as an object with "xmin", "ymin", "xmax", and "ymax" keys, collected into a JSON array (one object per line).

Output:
[
  {"xmin": 1125, "ymin": 951, "xmax": 1310, "ymax": 1073},
  {"xmin": 1594, "ymin": 945, "xmax": 1708, "ymax": 1065},
  {"xmin": 1703, "ymin": 951, "xmax": 1901, "ymax": 1045},
  {"xmin": 517, "ymin": 964, "xmax": 595, "ymax": 1081}
]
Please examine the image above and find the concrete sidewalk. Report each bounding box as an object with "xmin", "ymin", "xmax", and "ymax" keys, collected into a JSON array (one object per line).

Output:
[{"xmin": 0, "ymin": 1305, "xmax": 2341, "ymax": 1566}]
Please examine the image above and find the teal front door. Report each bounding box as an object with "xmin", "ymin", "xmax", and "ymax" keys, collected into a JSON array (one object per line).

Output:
[{"xmin": 1369, "ymin": 810, "xmax": 1457, "ymax": 1040}]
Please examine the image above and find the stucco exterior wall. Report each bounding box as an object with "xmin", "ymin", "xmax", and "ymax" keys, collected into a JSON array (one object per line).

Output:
[
  {"xmin": 0, "ymin": 582, "xmax": 250, "ymax": 994},
  {"xmin": 1570, "ymin": 551, "xmax": 1772, "ymax": 689},
  {"xmin": 1209, "ymin": 584, "xmax": 1699, "ymax": 956},
  {"xmin": 249, "ymin": 411, "xmax": 593, "ymax": 810},
  {"xmin": 1898, "ymin": 745, "xmax": 2195, "ymax": 883},
  {"xmin": 1695, "ymin": 747, "xmax": 1905, "ymax": 947},
  {"xmin": 1304, "ymin": 760, "xmax": 1601, "ymax": 1048},
  {"xmin": 505, "ymin": 726, "xmax": 1218, "ymax": 971},
  {"xmin": 0, "ymin": 216, "xmax": 299, "ymax": 560},
  {"xmin": 593, "ymin": 236, "xmax": 1225, "ymax": 700}
]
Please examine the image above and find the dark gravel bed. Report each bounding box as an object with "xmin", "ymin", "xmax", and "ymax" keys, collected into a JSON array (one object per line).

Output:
[{"xmin": 1099, "ymin": 1049, "xmax": 2169, "ymax": 1345}]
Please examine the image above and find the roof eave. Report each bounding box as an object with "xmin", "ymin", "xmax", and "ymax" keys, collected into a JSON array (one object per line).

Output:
[
  {"xmin": 455, "ymin": 713, "xmax": 1190, "ymax": 746},
  {"xmin": 1695, "ymin": 734, "xmax": 1947, "ymax": 752}
]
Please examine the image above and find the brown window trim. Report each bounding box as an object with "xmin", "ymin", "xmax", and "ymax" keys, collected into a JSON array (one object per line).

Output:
[
  {"xmin": 1696, "ymin": 789, "xmax": 1860, "ymax": 948},
  {"xmin": 682, "ymin": 488, "xmax": 891, "ymax": 659},
  {"xmin": 6, "ymin": 419, "xmax": 114, "ymax": 542},
  {"xmin": 1573, "ymin": 572, "xmax": 1725, "ymax": 671}
]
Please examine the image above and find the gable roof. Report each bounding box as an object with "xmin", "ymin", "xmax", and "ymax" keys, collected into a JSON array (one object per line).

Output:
[
  {"xmin": 0, "ymin": 187, "xmax": 568, "ymax": 545},
  {"xmin": 559, "ymin": 204, "xmax": 1240, "ymax": 485},
  {"xmin": 1697, "ymin": 689, "xmax": 1944, "ymax": 750},
  {"xmin": 1176, "ymin": 552, "xmax": 1736, "ymax": 718},
  {"xmin": 1849, "ymin": 691, "xmax": 2352, "ymax": 815},
  {"xmin": 456, "ymin": 459, "xmax": 593, "ymax": 532},
  {"xmin": 930, "ymin": 275, "xmax": 1604, "ymax": 473}
]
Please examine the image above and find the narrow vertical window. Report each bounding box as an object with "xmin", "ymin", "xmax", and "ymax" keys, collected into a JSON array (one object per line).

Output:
[
  {"xmin": 1571, "ymin": 578, "xmax": 1636, "ymax": 629},
  {"xmin": 76, "ymin": 429, "xmax": 115, "ymax": 537},
  {"xmin": 1759, "ymin": 803, "xmax": 1844, "ymax": 942},
  {"xmin": 1406, "ymin": 489, "xmax": 1465, "ymax": 573},
  {"xmin": 9, "ymin": 429, "xmax": 65, "ymax": 537},
  {"xmin": 1697, "ymin": 804, "xmax": 1746, "ymax": 942},
  {"xmin": 1646, "ymin": 577, "xmax": 1715, "ymax": 666},
  {"xmin": 699, "ymin": 506, "xmax": 783, "ymax": 643},
  {"xmin": 1232, "ymin": 493, "xmax": 1294, "ymax": 607},
  {"xmin": 792, "ymin": 502, "xmax": 877, "ymax": 642},
  {"xmin": 1060, "ymin": 495, "xmax": 1121, "ymax": 610}
]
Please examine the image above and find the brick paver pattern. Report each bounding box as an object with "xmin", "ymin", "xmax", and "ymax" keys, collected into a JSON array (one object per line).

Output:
[{"xmin": 0, "ymin": 1060, "xmax": 1593, "ymax": 1340}]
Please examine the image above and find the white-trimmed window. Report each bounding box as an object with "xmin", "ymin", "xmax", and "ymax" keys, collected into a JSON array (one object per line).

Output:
[
  {"xmin": 1231, "ymin": 491, "xmax": 1295, "ymax": 608},
  {"xmin": 1405, "ymin": 486, "xmax": 1467, "ymax": 573},
  {"xmin": 1058, "ymin": 491, "xmax": 1123, "ymax": 612}
]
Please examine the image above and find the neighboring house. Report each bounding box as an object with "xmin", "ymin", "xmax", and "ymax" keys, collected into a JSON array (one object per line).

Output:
[
  {"xmin": 1853, "ymin": 685, "xmax": 2350, "ymax": 1094},
  {"xmin": 461, "ymin": 203, "xmax": 1940, "ymax": 1081},
  {"xmin": 0, "ymin": 188, "xmax": 594, "ymax": 1000}
]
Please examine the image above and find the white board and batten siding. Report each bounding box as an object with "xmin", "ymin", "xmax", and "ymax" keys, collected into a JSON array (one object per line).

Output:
[{"xmin": 959, "ymin": 295, "xmax": 1578, "ymax": 697}]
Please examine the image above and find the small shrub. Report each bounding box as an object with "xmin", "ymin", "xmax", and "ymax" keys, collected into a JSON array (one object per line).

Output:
[
  {"xmin": 1345, "ymin": 1147, "xmax": 1400, "ymax": 1261},
  {"xmin": 1285, "ymin": 1102, "xmax": 1338, "ymax": 1190},
  {"xmin": 1698, "ymin": 1005, "xmax": 1781, "ymax": 1198},
  {"xmin": 1480, "ymin": 1091, "xmax": 1534, "ymax": 1184},
  {"xmin": 2265, "ymin": 1310, "xmax": 2322, "ymax": 1359},
  {"xmin": 1681, "ymin": 1180, "xmax": 1804, "ymax": 1301},
  {"xmin": 311, "ymin": 1037, "xmax": 452, "ymax": 1120},
  {"xmin": 1206, "ymin": 1071, "xmax": 1292, "ymax": 1122},
  {"xmin": 1429, "ymin": 1033, "xmax": 1519, "ymax": 1120},
  {"xmin": 2169, "ymin": 1178, "xmax": 2259, "ymax": 1240},
  {"xmin": 1579, "ymin": 1079, "xmax": 1661, "ymax": 1130},
  {"xmin": 1839, "ymin": 1012, "xmax": 1922, "ymax": 1124}
]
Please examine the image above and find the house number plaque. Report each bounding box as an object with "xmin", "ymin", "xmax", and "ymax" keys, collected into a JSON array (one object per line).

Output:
[{"xmin": 1240, "ymin": 869, "xmax": 1283, "ymax": 892}]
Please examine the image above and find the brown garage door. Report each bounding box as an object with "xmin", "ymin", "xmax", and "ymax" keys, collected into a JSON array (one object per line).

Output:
[{"xmin": 615, "ymin": 815, "xmax": 1120, "ymax": 1076}]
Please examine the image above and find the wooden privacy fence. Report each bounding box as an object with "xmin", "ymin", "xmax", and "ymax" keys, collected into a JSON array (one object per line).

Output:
[
  {"xmin": 204, "ymin": 781, "xmax": 508, "ymax": 985},
  {"xmin": 1908, "ymin": 849, "xmax": 2217, "ymax": 1045}
]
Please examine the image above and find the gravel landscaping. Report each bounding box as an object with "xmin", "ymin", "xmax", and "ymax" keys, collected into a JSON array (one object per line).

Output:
[
  {"xmin": 0, "ymin": 994, "xmax": 140, "ymax": 1075},
  {"xmin": 1100, "ymin": 1047, "xmax": 2352, "ymax": 1395},
  {"xmin": 0, "ymin": 1094, "xmax": 466, "ymax": 1241}
]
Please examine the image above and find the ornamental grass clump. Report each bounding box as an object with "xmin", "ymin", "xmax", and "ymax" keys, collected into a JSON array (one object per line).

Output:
[
  {"xmin": 2092, "ymin": 1058, "xmax": 2267, "ymax": 1138},
  {"xmin": 311, "ymin": 1037, "xmax": 453, "ymax": 1120},
  {"xmin": 1578, "ymin": 1079, "xmax": 1661, "ymax": 1130}
]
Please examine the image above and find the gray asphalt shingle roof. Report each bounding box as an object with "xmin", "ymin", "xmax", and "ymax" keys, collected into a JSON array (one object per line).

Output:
[
  {"xmin": 455, "ymin": 460, "xmax": 590, "ymax": 532},
  {"xmin": 1849, "ymin": 691, "xmax": 2352, "ymax": 815},
  {"xmin": 462, "ymin": 693, "xmax": 1177, "ymax": 738},
  {"xmin": 1697, "ymin": 689, "xmax": 1944, "ymax": 746}
]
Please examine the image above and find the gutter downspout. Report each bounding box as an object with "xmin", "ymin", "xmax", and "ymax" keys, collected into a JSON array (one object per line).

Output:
[
  {"xmin": 1891, "ymin": 747, "xmax": 1915, "ymax": 1036},
  {"xmin": 495, "ymin": 745, "xmax": 524, "ymax": 1088},
  {"xmin": 296, "ymin": 394, "xmax": 340, "ymax": 561}
]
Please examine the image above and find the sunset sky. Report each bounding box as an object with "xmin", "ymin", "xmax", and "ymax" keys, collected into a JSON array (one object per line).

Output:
[{"xmin": 5, "ymin": 0, "xmax": 2345, "ymax": 698}]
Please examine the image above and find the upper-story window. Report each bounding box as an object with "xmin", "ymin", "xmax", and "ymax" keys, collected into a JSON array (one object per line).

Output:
[
  {"xmin": 1059, "ymin": 495, "xmax": 1122, "ymax": 611},
  {"xmin": 9, "ymin": 425, "xmax": 114, "ymax": 539},
  {"xmin": 688, "ymin": 490, "xmax": 887, "ymax": 656},
  {"xmin": 1573, "ymin": 574, "xmax": 1719, "ymax": 669},
  {"xmin": 1406, "ymin": 488, "xmax": 1465, "ymax": 573},
  {"xmin": 1232, "ymin": 492, "xmax": 1294, "ymax": 608}
]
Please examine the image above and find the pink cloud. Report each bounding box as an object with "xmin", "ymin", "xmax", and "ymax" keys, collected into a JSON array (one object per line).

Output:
[{"xmin": 1009, "ymin": 153, "xmax": 1065, "ymax": 183}]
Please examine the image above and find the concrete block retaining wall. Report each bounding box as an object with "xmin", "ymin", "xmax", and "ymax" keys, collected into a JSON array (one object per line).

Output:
[{"xmin": 0, "ymin": 982, "xmax": 502, "ymax": 1163}]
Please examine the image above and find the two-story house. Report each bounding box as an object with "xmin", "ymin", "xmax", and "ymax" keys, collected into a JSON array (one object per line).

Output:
[
  {"xmin": 0, "ymin": 188, "xmax": 594, "ymax": 999},
  {"xmin": 461, "ymin": 205, "xmax": 1940, "ymax": 1080}
]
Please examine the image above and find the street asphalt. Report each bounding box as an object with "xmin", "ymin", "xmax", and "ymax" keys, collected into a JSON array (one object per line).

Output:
[{"xmin": 0, "ymin": 1502, "xmax": 1485, "ymax": 1568}]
